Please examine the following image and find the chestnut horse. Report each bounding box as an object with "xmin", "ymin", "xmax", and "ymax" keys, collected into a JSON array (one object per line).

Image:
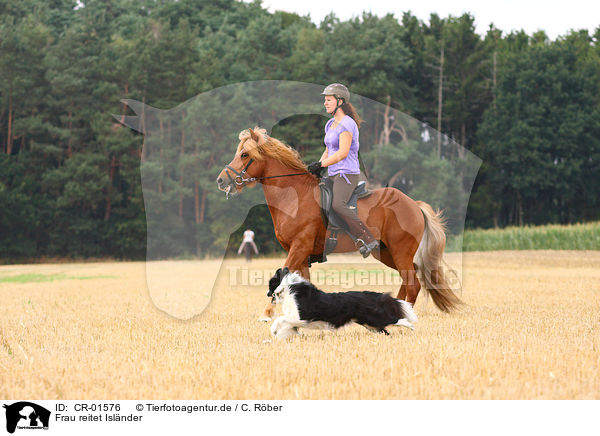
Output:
[{"xmin": 217, "ymin": 127, "xmax": 462, "ymax": 319}]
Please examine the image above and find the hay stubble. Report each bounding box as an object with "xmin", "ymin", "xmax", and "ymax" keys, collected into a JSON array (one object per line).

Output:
[{"xmin": 0, "ymin": 251, "xmax": 598, "ymax": 399}]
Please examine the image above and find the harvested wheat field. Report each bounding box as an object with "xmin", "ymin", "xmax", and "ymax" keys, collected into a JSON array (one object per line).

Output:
[{"xmin": 0, "ymin": 251, "xmax": 599, "ymax": 399}]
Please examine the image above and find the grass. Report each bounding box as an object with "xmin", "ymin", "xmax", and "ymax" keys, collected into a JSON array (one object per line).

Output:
[
  {"xmin": 0, "ymin": 252, "xmax": 599, "ymax": 399},
  {"xmin": 448, "ymin": 221, "xmax": 600, "ymax": 251},
  {"xmin": 0, "ymin": 273, "xmax": 117, "ymax": 283}
]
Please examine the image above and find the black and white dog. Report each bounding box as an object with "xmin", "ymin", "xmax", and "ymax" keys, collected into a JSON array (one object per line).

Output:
[{"xmin": 267, "ymin": 267, "xmax": 417, "ymax": 340}]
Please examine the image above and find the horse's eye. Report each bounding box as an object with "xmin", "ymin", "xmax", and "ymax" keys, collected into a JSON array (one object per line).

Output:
[{"xmin": 241, "ymin": 153, "xmax": 249, "ymax": 159}]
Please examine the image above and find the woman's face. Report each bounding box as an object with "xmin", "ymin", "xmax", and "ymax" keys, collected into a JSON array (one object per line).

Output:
[{"xmin": 323, "ymin": 95, "xmax": 338, "ymax": 114}]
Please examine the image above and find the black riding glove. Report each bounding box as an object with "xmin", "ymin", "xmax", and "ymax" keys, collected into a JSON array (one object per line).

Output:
[{"xmin": 307, "ymin": 161, "xmax": 323, "ymax": 177}]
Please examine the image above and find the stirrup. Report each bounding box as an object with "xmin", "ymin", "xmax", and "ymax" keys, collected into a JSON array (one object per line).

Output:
[
  {"xmin": 358, "ymin": 240, "xmax": 379, "ymax": 258},
  {"xmin": 324, "ymin": 228, "xmax": 340, "ymax": 255}
]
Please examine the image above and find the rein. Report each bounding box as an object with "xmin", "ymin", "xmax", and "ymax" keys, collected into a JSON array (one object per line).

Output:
[{"xmin": 245, "ymin": 171, "xmax": 311, "ymax": 183}]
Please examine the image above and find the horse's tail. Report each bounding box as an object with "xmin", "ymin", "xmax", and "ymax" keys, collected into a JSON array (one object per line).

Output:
[{"xmin": 414, "ymin": 201, "xmax": 463, "ymax": 312}]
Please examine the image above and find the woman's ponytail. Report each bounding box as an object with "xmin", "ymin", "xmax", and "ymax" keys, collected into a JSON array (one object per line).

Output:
[{"xmin": 341, "ymin": 102, "xmax": 363, "ymax": 128}]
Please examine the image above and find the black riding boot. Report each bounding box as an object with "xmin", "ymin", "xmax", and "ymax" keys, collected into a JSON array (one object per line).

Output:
[{"xmin": 346, "ymin": 219, "xmax": 379, "ymax": 258}]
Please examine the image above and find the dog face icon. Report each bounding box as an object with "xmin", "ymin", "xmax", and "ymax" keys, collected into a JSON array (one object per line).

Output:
[{"xmin": 18, "ymin": 407, "xmax": 37, "ymax": 427}]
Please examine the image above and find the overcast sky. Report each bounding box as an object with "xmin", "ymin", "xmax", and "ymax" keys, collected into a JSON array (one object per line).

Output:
[{"xmin": 247, "ymin": 0, "xmax": 599, "ymax": 40}]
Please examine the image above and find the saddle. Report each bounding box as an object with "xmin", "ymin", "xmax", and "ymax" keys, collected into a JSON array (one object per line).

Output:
[{"xmin": 307, "ymin": 176, "xmax": 372, "ymax": 266}]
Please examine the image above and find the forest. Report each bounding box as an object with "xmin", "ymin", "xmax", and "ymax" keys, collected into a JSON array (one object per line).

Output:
[{"xmin": 1, "ymin": 0, "xmax": 599, "ymax": 260}]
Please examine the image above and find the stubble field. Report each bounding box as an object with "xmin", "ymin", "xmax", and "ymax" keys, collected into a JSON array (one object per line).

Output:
[{"xmin": 0, "ymin": 251, "xmax": 599, "ymax": 399}]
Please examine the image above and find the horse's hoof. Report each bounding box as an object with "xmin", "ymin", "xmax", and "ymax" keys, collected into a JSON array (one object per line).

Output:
[{"xmin": 258, "ymin": 317, "xmax": 272, "ymax": 322}]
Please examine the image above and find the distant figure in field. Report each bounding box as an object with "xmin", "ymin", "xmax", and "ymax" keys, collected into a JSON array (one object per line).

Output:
[{"xmin": 238, "ymin": 228, "xmax": 259, "ymax": 262}]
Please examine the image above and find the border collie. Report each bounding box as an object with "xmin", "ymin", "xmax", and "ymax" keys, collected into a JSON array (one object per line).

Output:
[{"xmin": 267, "ymin": 267, "xmax": 417, "ymax": 340}]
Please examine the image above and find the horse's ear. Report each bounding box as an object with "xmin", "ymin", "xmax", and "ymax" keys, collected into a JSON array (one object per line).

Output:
[{"xmin": 248, "ymin": 128, "xmax": 259, "ymax": 142}]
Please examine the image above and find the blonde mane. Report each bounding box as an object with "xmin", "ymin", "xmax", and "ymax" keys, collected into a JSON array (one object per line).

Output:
[{"xmin": 237, "ymin": 127, "xmax": 307, "ymax": 171}]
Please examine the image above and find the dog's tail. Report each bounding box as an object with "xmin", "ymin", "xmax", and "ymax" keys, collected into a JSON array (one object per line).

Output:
[
  {"xmin": 382, "ymin": 293, "xmax": 418, "ymax": 325},
  {"xmin": 414, "ymin": 201, "xmax": 463, "ymax": 312},
  {"xmin": 390, "ymin": 297, "xmax": 417, "ymax": 330},
  {"xmin": 396, "ymin": 299, "xmax": 418, "ymax": 324}
]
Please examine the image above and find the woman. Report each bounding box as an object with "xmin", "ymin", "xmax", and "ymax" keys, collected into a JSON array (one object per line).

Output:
[
  {"xmin": 307, "ymin": 83, "xmax": 379, "ymax": 257},
  {"xmin": 237, "ymin": 228, "xmax": 259, "ymax": 262}
]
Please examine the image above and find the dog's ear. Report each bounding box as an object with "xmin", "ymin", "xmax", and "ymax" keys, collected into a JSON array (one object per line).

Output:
[
  {"xmin": 282, "ymin": 266, "xmax": 289, "ymax": 276},
  {"xmin": 268, "ymin": 268, "xmax": 283, "ymax": 297}
]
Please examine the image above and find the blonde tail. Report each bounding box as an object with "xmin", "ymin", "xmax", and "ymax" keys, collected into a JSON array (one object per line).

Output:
[{"xmin": 414, "ymin": 201, "xmax": 463, "ymax": 312}]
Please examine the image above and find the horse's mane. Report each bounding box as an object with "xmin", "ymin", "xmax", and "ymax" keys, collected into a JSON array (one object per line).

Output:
[{"xmin": 237, "ymin": 127, "xmax": 307, "ymax": 171}]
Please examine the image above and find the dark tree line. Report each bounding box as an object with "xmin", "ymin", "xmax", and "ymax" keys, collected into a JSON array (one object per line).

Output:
[{"xmin": 1, "ymin": 0, "xmax": 599, "ymax": 260}]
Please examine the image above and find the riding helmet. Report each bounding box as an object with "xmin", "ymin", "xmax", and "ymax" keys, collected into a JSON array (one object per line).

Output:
[{"xmin": 321, "ymin": 83, "xmax": 350, "ymax": 103}]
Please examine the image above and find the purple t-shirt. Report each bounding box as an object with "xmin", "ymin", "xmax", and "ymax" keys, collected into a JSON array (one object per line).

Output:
[{"xmin": 324, "ymin": 115, "xmax": 360, "ymax": 176}]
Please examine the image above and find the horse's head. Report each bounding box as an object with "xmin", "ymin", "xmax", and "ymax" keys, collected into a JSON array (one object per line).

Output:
[{"xmin": 216, "ymin": 127, "xmax": 269, "ymax": 198}]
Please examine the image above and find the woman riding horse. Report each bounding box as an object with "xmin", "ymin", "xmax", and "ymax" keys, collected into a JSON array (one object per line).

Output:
[
  {"xmin": 216, "ymin": 91, "xmax": 463, "ymax": 319},
  {"xmin": 307, "ymin": 83, "xmax": 379, "ymax": 258}
]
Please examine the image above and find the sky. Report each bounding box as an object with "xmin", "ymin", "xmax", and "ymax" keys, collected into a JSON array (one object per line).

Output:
[{"xmin": 248, "ymin": 0, "xmax": 600, "ymax": 40}]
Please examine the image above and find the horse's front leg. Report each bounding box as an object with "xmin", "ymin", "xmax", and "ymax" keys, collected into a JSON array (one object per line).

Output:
[
  {"xmin": 259, "ymin": 240, "xmax": 313, "ymax": 321},
  {"xmin": 285, "ymin": 248, "xmax": 312, "ymax": 280}
]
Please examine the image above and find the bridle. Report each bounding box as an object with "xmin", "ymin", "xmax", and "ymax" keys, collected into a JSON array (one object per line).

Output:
[
  {"xmin": 224, "ymin": 158, "xmax": 256, "ymax": 188},
  {"xmin": 222, "ymin": 157, "xmax": 311, "ymax": 199}
]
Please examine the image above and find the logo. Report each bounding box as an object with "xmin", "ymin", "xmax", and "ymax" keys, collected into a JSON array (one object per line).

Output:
[{"xmin": 3, "ymin": 402, "xmax": 50, "ymax": 434}]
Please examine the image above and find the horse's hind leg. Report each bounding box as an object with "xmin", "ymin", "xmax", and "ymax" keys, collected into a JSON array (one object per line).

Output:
[
  {"xmin": 372, "ymin": 245, "xmax": 407, "ymax": 296},
  {"xmin": 389, "ymin": 253, "xmax": 421, "ymax": 306},
  {"xmin": 372, "ymin": 245, "xmax": 419, "ymax": 302},
  {"xmin": 400, "ymin": 266, "xmax": 421, "ymax": 306},
  {"xmin": 372, "ymin": 245, "xmax": 397, "ymax": 270}
]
